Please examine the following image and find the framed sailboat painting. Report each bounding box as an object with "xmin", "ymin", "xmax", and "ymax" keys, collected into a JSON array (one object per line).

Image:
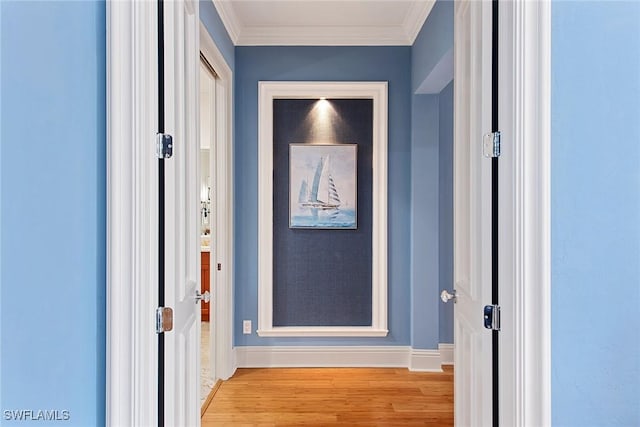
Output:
[{"xmin": 289, "ymin": 143, "xmax": 357, "ymax": 229}]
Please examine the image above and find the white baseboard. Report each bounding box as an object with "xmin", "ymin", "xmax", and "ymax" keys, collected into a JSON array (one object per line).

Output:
[
  {"xmin": 234, "ymin": 345, "xmax": 454, "ymax": 370},
  {"xmin": 439, "ymin": 343, "xmax": 454, "ymax": 365},
  {"xmin": 235, "ymin": 346, "xmax": 410, "ymax": 368},
  {"xmin": 409, "ymin": 349, "xmax": 443, "ymax": 372}
]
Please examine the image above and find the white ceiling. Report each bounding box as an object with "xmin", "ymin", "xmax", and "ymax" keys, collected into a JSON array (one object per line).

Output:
[{"xmin": 212, "ymin": 0, "xmax": 436, "ymax": 46}]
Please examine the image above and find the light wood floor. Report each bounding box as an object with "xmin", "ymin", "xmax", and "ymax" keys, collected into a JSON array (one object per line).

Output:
[{"xmin": 202, "ymin": 366, "xmax": 453, "ymax": 426}]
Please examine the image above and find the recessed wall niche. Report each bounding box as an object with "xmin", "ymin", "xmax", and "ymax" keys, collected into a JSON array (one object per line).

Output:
[{"xmin": 257, "ymin": 82, "xmax": 388, "ymax": 337}]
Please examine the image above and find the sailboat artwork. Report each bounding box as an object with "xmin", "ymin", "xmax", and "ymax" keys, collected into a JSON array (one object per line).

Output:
[{"xmin": 289, "ymin": 143, "xmax": 357, "ymax": 229}]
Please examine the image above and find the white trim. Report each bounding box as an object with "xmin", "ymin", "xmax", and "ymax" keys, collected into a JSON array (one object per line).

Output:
[
  {"xmin": 199, "ymin": 23, "xmax": 236, "ymax": 381},
  {"xmin": 236, "ymin": 346, "xmax": 409, "ymax": 368},
  {"xmin": 409, "ymin": 349, "xmax": 443, "ymax": 372},
  {"xmin": 498, "ymin": 1, "xmax": 551, "ymax": 426},
  {"xmin": 257, "ymin": 81, "xmax": 388, "ymax": 338},
  {"xmin": 106, "ymin": 1, "xmax": 158, "ymax": 426},
  {"xmin": 235, "ymin": 346, "xmax": 450, "ymax": 370},
  {"xmin": 438, "ymin": 343, "xmax": 454, "ymax": 365},
  {"xmin": 236, "ymin": 26, "xmax": 413, "ymax": 46}
]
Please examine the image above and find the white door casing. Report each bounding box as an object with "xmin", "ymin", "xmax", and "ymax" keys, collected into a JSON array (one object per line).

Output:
[
  {"xmin": 163, "ymin": 0, "xmax": 201, "ymax": 425},
  {"xmin": 199, "ymin": 22, "xmax": 235, "ymax": 382},
  {"xmin": 106, "ymin": 1, "xmax": 159, "ymax": 425},
  {"xmin": 453, "ymin": 0, "xmax": 493, "ymax": 425},
  {"xmin": 497, "ymin": 1, "xmax": 552, "ymax": 425}
]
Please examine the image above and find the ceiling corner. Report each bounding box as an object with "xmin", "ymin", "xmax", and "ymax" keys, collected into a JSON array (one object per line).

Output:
[
  {"xmin": 404, "ymin": 0, "xmax": 437, "ymax": 45},
  {"xmin": 212, "ymin": 0, "xmax": 241, "ymax": 44}
]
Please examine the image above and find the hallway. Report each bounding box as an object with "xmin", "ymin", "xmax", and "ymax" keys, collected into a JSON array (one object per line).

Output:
[{"xmin": 202, "ymin": 367, "xmax": 453, "ymax": 426}]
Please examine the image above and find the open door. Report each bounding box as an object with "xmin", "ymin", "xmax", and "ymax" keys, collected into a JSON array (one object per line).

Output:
[
  {"xmin": 452, "ymin": 0, "xmax": 495, "ymax": 425},
  {"xmin": 160, "ymin": 0, "xmax": 202, "ymax": 425}
]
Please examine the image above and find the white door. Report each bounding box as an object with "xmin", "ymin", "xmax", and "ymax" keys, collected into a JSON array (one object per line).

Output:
[
  {"xmin": 453, "ymin": 0, "xmax": 494, "ymax": 425},
  {"xmin": 163, "ymin": 0, "xmax": 202, "ymax": 425}
]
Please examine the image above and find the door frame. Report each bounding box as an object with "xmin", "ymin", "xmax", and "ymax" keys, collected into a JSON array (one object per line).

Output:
[
  {"xmin": 106, "ymin": 2, "xmax": 234, "ymax": 425},
  {"xmin": 105, "ymin": 1, "xmax": 549, "ymax": 425},
  {"xmin": 198, "ymin": 22, "xmax": 235, "ymax": 383},
  {"xmin": 496, "ymin": 1, "xmax": 551, "ymax": 425}
]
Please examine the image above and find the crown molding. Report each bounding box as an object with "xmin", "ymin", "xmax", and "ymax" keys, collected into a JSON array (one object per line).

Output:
[
  {"xmin": 404, "ymin": 0, "xmax": 436, "ymax": 44},
  {"xmin": 210, "ymin": 0, "xmax": 436, "ymax": 46},
  {"xmin": 212, "ymin": 0, "xmax": 240, "ymax": 44},
  {"xmin": 237, "ymin": 25, "xmax": 413, "ymax": 46}
]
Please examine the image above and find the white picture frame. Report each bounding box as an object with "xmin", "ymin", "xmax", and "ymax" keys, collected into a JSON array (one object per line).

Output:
[{"xmin": 257, "ymin": 81, "xmax": 388, "ymax": 337}]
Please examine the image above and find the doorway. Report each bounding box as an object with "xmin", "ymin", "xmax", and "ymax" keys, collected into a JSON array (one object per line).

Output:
[
  {"xmin": 197, "ymin": 20, "xmax": 236, "ymax": 415},
  {"xmin": 199, "ymin": 55, "xmax": 217, "ymax": 409},
  {"xmin": 105, "ymin": 1, "xmax": 550, "ymax": 425}
]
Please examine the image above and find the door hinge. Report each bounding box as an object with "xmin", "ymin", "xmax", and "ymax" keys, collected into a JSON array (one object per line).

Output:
[
  {"xmin": 484, "ymin": 304, "xmax": 501, "ymax": 331},
  {"xmin": 217, "ymin": 263, "xmax": 221, "ymax": 271},
  {"xmin": 483, "ymin": 131, "xmax": 501, "ymax": 158},
  {"xmin": 156, "ymin": 133, "xmax": 173, "ymax": 159},
  {"xmin": 155, "ymin": 307, "xmax": 173, "ymax": 333}
]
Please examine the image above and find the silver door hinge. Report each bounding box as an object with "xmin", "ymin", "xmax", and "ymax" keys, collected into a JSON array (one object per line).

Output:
[
  {"xmin": 156, "ymin": 133, "xmax": 173, "ymax": 159},
  {"xmin": 484, "ymin": 304, "xmax": 501, "ymax": 331},
  {"xmin": 156, "ymin": 307, "xmax": 173, "ymax": 333},
  {"xmin": 483, "ymin": 131, "xmax": 501, "ymax": 158}
]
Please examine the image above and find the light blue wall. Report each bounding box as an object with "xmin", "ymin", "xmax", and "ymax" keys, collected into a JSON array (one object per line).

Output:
[
  {"xmin": 234, "ymin": 46, "xmax": 412, "ymax": 346},
  {"xmin": 410, "ymin": 95, "xmax": 440, "ymax": 349},
  {"xmin": 408, "ymin": 82, "xmax": 454, "ymax": 349},
  {"xmin": 551, "ymin": 1, "xmax": 640, "ymax": 426},
  {"xmin": 410, "ymin": 0, "xmax": 454, "ymax": 349},
  {"xmin": 200, "ymin": 0, "xmax": 234, "ymax": 70},
  {"xmin": 411, "ymin": 0, "xmax": 454, "ymax": 94},
  {"xmin": 0, "ymin": 1, "xmax": 233, "ymax": 425},
  {"xmin": 0, "ymin": 1, "xmax": 106, "ymax": 425},
  {"xmin": 438, "ymin": 80, "xmax": 453, "ymax": 344}
]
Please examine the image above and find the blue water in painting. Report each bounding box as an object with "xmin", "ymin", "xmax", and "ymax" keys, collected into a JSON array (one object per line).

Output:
[{"xmin": 291, "ymin": 209, "xmax": 357, "ymax": 229}]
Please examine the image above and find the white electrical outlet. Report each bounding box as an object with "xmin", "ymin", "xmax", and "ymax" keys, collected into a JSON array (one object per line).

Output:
[{"xmin": 242, "ymin": 320, "xmax": 252, "ymax": 334}]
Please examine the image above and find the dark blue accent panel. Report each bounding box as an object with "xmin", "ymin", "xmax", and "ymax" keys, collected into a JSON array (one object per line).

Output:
[{"xmin": 272, "ymin": 99, "xmax": 373, "ymax": 326}]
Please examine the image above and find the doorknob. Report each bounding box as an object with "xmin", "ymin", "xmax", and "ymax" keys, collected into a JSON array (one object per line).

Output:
[
  {"xmin": 195, "ymin": 290, "xmax": 210, "ymax": 304},
  {"xmin": 440, "ymin": 289, "xmax": 457, "ymax": 303}
]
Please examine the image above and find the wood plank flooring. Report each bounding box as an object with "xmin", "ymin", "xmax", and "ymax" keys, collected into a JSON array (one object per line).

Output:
[{"xmin": 202, "ymin": 366, "xmax": 453, "ymax": 426}]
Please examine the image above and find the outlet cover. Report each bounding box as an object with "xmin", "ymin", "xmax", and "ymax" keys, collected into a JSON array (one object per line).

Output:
[{"xmin": 242, "ymin": 320, "xmax": 251, "ymax": 334}]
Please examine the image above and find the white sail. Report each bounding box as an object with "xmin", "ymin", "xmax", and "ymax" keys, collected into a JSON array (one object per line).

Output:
[
  {"xmin": 316, "ymin": 156, "xmax": 330, "ymax": 204},
  {"xmin": 300, "ymin": 155, "xmax": 340, "ymax": 210},
  {"xmin": 298, "ymin": 179, "xmax": 308, "ymax": 203}
]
